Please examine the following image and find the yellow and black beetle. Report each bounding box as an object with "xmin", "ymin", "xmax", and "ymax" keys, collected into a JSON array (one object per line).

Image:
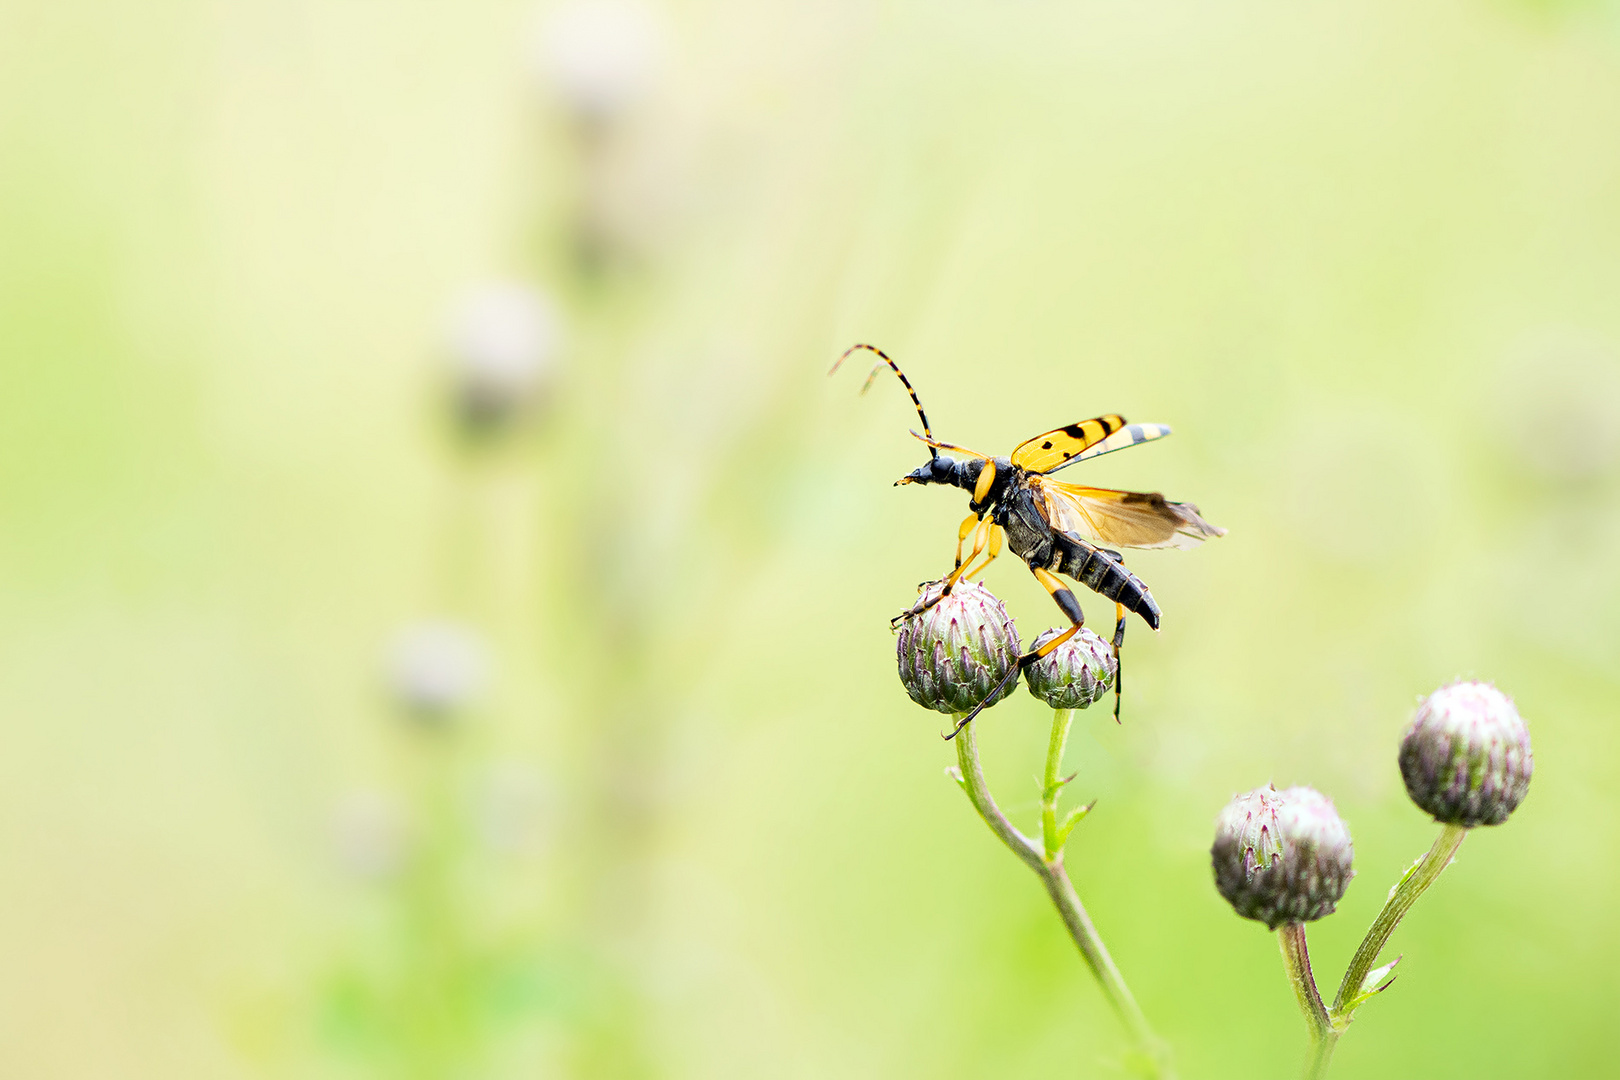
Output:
[{"xmin": 833, "ymin": 343, "xmax": 1225, "ymax": 734}]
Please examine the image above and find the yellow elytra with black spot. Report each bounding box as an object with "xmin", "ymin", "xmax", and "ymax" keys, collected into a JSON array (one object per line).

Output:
[{"xmin": 831, "ymin": 343, "xmax": 1224, "ymax": 733}]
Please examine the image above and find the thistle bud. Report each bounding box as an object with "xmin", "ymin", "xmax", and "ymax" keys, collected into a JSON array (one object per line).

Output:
[
  {"xmin": 1212, "ymin": 785, "xmax": 1355, "ymax": 930},
  {"xmin": 895, "ymin": 580, "xmax": 1021, "ymax": 715},
  {"xmin": 1023, "ymin": 627, "xmax": 1116, "ymax": 710},
  {"xmin": 1399, "ymin": 681, "xmax": 1533, "ymax": 827}
]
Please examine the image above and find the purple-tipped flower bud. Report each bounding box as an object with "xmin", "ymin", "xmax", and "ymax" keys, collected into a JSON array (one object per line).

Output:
[
  {"xmin": 1399, "ymin": 681, "xmax": 1533, "ymax": 827},
  {"xmin": 895, "ymin": 580, "xmax": 1021, "ymax": 715},
  {"xmin": 1024, "ymin": 627, "xmax": 1116, "ymax": 710},
  {"xmin": 1212, "ymin": 786, "xmax": 1355, "ymax": 930}
]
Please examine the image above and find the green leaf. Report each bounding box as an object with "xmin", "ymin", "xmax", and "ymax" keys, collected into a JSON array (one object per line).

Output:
[
  {"xmin": 1344, "ymin": 955, "xmax": 1402, "ymax": 1013},
  {"xmin": 1360, "ymin": 956, "xmax": 1402, "ymax": 995},
  {"xmin": 1388, "ymin": 853, "xmax": 1425, "ymax": 901},
  {"xmin": 1055, "ymin": 799, "xmax": 1097, "ymax": 847},
  {"xmin": 1040, "ymin": 770, "xmax": 1079, "ymax": 801}
]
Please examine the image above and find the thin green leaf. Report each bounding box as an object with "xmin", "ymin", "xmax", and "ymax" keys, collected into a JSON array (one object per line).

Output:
[
  {"xmin": 1055, "ymin": 799, "xmax": 1097, "ymax": 847},
  {"xmin": 1343, "ymin": 955, "xmax": 1403, "ymax": 1014}
]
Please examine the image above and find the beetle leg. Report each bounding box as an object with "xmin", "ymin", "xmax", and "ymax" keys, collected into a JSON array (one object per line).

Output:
[
  {"xmin": 1101, "ymin": 551, "xmax": 1127, "ymax": 723},
  {"xmin": 1027, "ymin": 564, "xmax": 1087, "ymax": 652},
  {"xmin": 953, "ymin": 511, "xmax": 981, "ymax": 571},
  {"xmin": 957, "ymin": 524, "xmax": 1005, "ymax": 583},
  {"xmin": 947, "ymin": 517, "xmax": 992, "ymax": 587},
  {"xmin": 943, "ymin": 564, "xmax": 1084, "ymax": 740},
  {"xmin": 892, "ymin": 513, "xmax": 987, "ymax": 627}
]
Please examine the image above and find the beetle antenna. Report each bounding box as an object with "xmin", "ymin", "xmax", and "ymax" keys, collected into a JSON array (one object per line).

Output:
[{"xmin": 830, "ymin": 343, "xmax": 937, "ymax": 460}]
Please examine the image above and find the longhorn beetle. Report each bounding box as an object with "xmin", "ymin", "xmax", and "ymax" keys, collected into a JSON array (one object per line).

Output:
[{"xmin": 833, "ymin": 343, "xmax": 1225, "ymax": 736}]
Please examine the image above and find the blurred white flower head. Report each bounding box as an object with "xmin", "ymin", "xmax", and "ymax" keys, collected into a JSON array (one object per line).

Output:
[
  {"xmin": 386, "ymin": 619, "xmax": 491, "ymax": 716},
  {"xmin": 533, "ymin": 0, "xmax": 666, "ymax": 120},
  {"xmin": 332, "ymin": 789, "xmax": 409, "ymax": 881},
  {"xmin": 444, "ymin": 280, "xmax": 560, "ymax": 425}
]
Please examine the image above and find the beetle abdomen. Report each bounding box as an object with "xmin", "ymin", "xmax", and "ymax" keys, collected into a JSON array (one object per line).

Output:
[{"xmin": 1056, "ymin": 534, "xmax": 1161, "ymax": 630}]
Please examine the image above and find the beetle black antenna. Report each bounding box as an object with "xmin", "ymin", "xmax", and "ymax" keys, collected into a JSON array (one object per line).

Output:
[{"xmin": 829, "ymin": 343, "xmax": 937, "ymax": 460}]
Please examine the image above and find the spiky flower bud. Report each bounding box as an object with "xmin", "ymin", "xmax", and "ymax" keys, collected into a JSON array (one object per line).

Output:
[
  {"xmin": 1212, "ymin": 785, "xmax": 1355, "ymax": 930},
  {"xmin": 1024, "ymin": 627, "xmax": 1116, "ymax": 710},
  {"xmin": 895, "ymin": 580, "xmax": 1021, "ymax": 715},
  {"xmin": 1399, "ymin": 681, "xmax": 1533, "ymax": 827}
]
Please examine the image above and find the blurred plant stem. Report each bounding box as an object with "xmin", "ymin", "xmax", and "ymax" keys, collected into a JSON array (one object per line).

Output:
[
  {"xmin": 952, "ymin": 713, "xmax": 1174, "ymax": 1079},
  {"xmin": 397, "ymin": 730, "xmax": 477, "ymax": 1079},
  {"xmin": 1283, "ymin": 823, "xmax": 1471, "ymax": 1077}
]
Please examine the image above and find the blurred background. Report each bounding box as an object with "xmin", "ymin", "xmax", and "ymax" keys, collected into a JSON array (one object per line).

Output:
[{"xmin": 3, "ymin": 0, "xmax": 1619, "ymax": 1077}]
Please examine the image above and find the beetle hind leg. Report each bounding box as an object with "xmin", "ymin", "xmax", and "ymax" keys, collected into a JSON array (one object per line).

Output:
[
  {"xmin": 1111, "ymin": 601, "xmax": 1125, "ymax": 723},
  {"xmin": 1100, "ymin": 549, "xmax": 1127, "ymax": 723}
]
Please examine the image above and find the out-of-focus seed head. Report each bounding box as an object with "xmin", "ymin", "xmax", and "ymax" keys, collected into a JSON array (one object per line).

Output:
[
  {"xmin": 895, "ymin": 580, "xmax": 1021, "ymax": 715},
  {"xmin": 532, "ymin": 0, "xmax": 666, "ymax": 122},
  {"xmin": 1211, "ymin": 785, "xmax": 1355, "ymax": 930},
  {"xmin": 1400, "ymin": 681, "xmax": 1533, "ymax": 827},
  {"xmin": 387, "ymin": 620, "xmax": 490, "ymax": 719},
  {"xmin": 1024, "ymin": 627, "xmax": 1116, "ymax": 710},
  {"xmin": 444, "ymin": 280, "xmax": 561, "ymax": 428}
]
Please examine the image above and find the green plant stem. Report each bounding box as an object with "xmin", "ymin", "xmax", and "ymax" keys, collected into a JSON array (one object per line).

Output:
[
  {"xmin": 1289, "ymin": 822, "xmax": 1469, "ymax": 1077},
  {"xmin": 1331, "ymin": 823, "xmax": 1469, "ymax": 1018},
  {"xmin": 1307, "ymin": 1029, "xmax": 1338, "ymax": 1080},
  {"xmin": 1277, "ymin": 922, "xmax": 1333, "ymax": 1079},
  {"xmin": 953, "ymin": 713, "xmax": 1173, "ymax": 1079},
  {"xmin": 1041, "ymin": 708, "xmax": 1076, "ymax": 859},
  {"xmin": 1278, "ymin": 922, "xmax": 1331, "ymax": 1038}
]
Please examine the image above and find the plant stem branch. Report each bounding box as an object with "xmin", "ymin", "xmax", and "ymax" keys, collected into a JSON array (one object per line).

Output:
[
  {"xmin": 1330, "ymin": 823, "xmax": 1468, "ymax": 1018},
  {"xmin": 1280, "ymin": 823, "xmax": 1469, "ymax": 1078},
  {"xmin": 953, "ymin": 714, "xmax": 1173, "ymax": 1079},
  {"xmin": 952, "ymin": 715, "xmax": 1042, "ymax": 873}
]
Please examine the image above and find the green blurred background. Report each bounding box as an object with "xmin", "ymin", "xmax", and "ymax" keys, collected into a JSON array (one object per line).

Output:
[{"xmin": 3, "ymin": 0, "xmax": 1619, "ymax": 1076}]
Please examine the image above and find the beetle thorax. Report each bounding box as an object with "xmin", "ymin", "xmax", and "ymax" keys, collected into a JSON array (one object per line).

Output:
[{"xmin": 991, "ymin": 474, "xmax": 1051, "ymax": 564}]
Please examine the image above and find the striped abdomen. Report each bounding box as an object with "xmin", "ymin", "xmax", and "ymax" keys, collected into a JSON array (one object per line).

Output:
[{"xmin": 1056, "ymin": 534, "xmax": 1162, "ymax": 630}]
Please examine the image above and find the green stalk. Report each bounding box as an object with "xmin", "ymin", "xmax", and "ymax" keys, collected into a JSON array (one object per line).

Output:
[
  {"xmin": 1277, "ymin": 922, "xmax": 1333, "ymax": 1079},
  {"xmin": 1041, "ymin": 708, "xmax": 1075, "ymax": 859},
  {"xmin": 1290, "ymin": 823, "xmax": 1469, "ymax": 1077},
  {"xmin": 1331, "ymin": 824, "xmax": 1468, "ymax": 1018},
  {"xmin": 953, "ymin": 712, "xmax": 1173, "ymax": 1079}
]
